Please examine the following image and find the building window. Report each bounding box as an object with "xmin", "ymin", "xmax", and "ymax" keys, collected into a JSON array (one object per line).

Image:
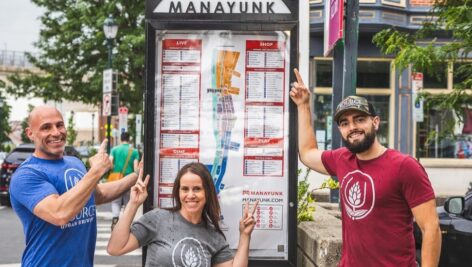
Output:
[
  {"xmin": 314, "ymin": 94, "xmax": 333, "ymax": 150},
  {"xmin": 381, "ymin": 0, "xmax": 406, "ymax": 8},
  {"xmin": 416, "ymin": 107, "xmax": 472, "ymax": 159},
  {"xmin": 423, "ymin": 63, "xmax": 448, "ymax": 89},
  {"xmin": 314, "ymin": 94, "xmax": 390, "ymax": 149},
  {"xmin": 453, "ymin": 62, "xmax": 472, "ymax": 88},
  {"xmin": 416, "ymin": 61, "xmax": 472, "ymax": 159},
  {"xmin": 315, "ymin": 60, "xmax": 332, "ymax": 87},
  {"xmin": 314, "ymin": 60, "xmax": 390, "ymax": 88},
  {"xmin": 357, "ymin": 61, "xmax": 390, "ymax": 88}
]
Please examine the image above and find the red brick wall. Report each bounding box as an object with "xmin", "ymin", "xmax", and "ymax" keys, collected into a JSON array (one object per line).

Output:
[{"xmin": 410, "ymin": 0, "xmax": 435, "ymax": 6}]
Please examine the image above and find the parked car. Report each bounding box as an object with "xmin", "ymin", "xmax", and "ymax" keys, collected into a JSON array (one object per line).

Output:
[
  {"xmin": 414, "ymin": 191, "xmax": 472, "ymax": 266},
  {"xmin": 0, "ymin": 144, "xmax": 80, "ymax": 206}
]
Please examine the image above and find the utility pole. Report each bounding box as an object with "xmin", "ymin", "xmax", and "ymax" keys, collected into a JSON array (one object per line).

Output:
[{"xmin": 329, "ymin": 0, "xmax": 359, "ymax": 202}]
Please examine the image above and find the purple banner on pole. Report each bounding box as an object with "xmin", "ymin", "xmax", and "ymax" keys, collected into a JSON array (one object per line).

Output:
[{"xmin": 324, "ymin": 0, "xmax": 344, "ymax": 56}]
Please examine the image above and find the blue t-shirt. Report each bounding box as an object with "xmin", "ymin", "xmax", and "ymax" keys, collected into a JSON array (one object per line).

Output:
[{"xmin": 9, "ymin": 155, "xmax": 97, "ymax": 267}]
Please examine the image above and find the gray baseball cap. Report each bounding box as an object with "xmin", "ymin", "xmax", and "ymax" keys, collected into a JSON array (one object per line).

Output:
[{"xmin": 334, "ymin": 96, "xmax": 376, "ymax": 124}]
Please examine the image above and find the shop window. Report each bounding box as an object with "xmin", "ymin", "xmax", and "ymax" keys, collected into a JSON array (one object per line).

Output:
[
  {"xmin": 423, "ymin": 63, "xmax": 448, "ymax": 89},
  {"xmin": 364, "ymin": 95, "xmax": 390, "ymax": 145},
  {"xmin": 315, "ymin": 60, "xmax": 332, "ymax": 87},
  {"xmin": 314, "ymin": 94, "xmax": 333, "ymax": 150},
  {"xmin": 315, "ymin": 60, "xmax": 391, "ymax": 88},
  {"xmin": 416, "ymin": 106, "xmax": 472, "ymax": 159},
  {"xmin": 313, "ymin": 94, "xmax": 390, "ymax": 150},
  {"xmin": 453, "ymin": 62, "xmax": 472, "ymax": 88},
  {"xmin": 357, "ymin": 61, "xmax": 390, "ymax": 88}
]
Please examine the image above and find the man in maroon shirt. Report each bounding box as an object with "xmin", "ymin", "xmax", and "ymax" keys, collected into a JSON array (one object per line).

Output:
[{"xmin": 290, "ymin": 69, "xmax": 441, "ymax": 267}]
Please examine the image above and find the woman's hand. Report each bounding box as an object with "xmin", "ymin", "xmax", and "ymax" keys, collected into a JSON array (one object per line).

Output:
[
  {"xmin": 130, "ymin": 168, "xmax": 150, "ymax": 206},
  {"xmin": 239, "ymin": 200, "xmax": 259, "ymax": 236}
]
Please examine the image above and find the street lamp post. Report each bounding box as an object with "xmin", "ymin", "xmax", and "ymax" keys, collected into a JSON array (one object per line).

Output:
[{"xmin": 103, "ymin": 15, "xmax": 118, "ymax": 154}]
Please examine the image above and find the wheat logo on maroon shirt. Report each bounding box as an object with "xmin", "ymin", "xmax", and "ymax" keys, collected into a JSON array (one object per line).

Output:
[{"xmin": 341, "ymin": 170, "xmax": 376, "ymax": 220}]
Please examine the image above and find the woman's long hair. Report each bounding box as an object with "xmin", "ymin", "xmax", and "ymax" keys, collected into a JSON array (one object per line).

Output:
[{"xmin": 170, "ymin": 162, "xmax": 225, "ymax": 238}]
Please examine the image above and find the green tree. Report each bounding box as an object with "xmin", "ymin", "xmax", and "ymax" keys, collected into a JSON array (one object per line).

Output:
[
  {"xmin": 0, "ymin": 96, "xmax": 12, "ymax": 144},
  {"xmin": 373, "ymin": 0, "xmax": 472, "ymax": 138},
  {"xmin": 3, "ymin": 0, "xmax": 145, "ymax": 113},
  {"xmin": 21, "ymin": 105, "xmax": 36, "ymax": 143},
  {"xmin": 67, "ymin": 112, "xmax": 78, "ymax": 145}
]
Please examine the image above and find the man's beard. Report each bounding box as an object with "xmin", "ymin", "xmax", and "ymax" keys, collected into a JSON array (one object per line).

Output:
[{"xmin": 342, "ymin": 125, "xmax": 376, "ymax": 154}]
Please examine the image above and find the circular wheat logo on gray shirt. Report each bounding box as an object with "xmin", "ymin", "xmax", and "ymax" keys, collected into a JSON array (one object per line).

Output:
[{"xmin": 172, "ymin": 237, "xmax": 209, "ymax": 267}]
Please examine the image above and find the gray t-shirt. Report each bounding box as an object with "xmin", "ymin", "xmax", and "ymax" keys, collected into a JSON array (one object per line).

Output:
[{"xmin": 131, "ymin": 209, "xmax": 233, "ymax": 267}]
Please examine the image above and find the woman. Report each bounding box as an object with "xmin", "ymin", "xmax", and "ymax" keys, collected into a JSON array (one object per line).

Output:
[{"xmin": 107, "ymin": 162, "xmax": 258, "ymax": 267}]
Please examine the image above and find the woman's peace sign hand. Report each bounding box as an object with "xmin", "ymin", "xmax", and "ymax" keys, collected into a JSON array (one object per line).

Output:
[{"xmin": 239, "ymin": 200, "xmax": 260, "ymax": 236}]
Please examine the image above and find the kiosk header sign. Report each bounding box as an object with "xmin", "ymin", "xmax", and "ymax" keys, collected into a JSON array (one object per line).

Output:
[
  {"xmin": 146, "ymin": 0, "xmax": 296, "ymax": 21},
  {"xmin": 144, "ymin": 1, "xmax": 298, "ymax": 266},
  {"xmin": 153, "ymin": 0, "xmax": 290, "ymax": 14}
]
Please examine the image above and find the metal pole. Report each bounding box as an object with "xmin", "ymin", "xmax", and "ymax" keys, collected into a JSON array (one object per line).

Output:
[
  {"xmin": 343, "ymin": 0, "xmax": 359, "ymax": 97},
  {"xmin": 107, "ymin": 39, "xmax": 112, "ymax": 154},
  {"xmin": 330, "ymin": 41, "xmax": 344, "ymax": 203},
  {"xmin": 329, "ymin": 0, "xmax": 359, "ymax": 203}
]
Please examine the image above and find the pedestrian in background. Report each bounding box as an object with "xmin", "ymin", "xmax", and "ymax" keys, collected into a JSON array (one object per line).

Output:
[
  {"xmin": 107, "ymin": 162, "xmax": 258, "ymax": 267},
  {"xmin": 9, "ymin": 106, "xmax": 140, "ymax": 267},
  {"xmin": 290, "ymin": 69, "xmax": 441, "ymax": 267},
  {"xmin": 109, "ymin": 131, "xmax": 140, "ymax": 229}
]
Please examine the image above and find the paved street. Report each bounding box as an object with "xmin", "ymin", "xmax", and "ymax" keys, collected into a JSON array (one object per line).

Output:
[{"xmin": 0, "ymin": 203, "xmax": 142, "ymax": 267}]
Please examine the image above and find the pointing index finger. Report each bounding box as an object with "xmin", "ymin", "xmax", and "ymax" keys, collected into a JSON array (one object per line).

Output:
[
  {"xmin": 294, "ymin": 68, "xmax": 305, "ymax": 86},
  {"xmin": 99, "ymin": 139, "xmax": 108, "ymax": 153}
]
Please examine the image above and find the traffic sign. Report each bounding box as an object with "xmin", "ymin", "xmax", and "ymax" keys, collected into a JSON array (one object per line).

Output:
[
  {"xmin": 103, "ymin": 69, "xmax": 113, "ymax": 94},
  {"xmin": 102, "ymin": 93, "xmax": 112, "ymax": 116},
  {"xmin": 412, "ymin": 72, "xmax": 424, "ymax": 122},
  {"xmin": 135, "ymin": 114, "xmax": 142, "ymax": 146},
  {"xmin": 118, "ymin": 106, "xmax": 129, "ymax": 133}
]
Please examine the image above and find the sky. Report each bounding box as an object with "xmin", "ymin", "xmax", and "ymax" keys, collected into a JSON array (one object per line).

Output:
[
  {"xmin": 0, "ymin": 0, "xmax": 43, "ymax": 52},
  {"xmin": 0, "ymin": 0, "xmax": 46, "ymax": 121},
  {"xmin": 0, "ymin": 0, "xmax": 96, "ymax": 130}
]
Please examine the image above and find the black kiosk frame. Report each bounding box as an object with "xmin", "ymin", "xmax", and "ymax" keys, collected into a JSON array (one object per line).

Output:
[{"xmin": 143, "ymin": 1, "xmax": 299, "ymax": 266}]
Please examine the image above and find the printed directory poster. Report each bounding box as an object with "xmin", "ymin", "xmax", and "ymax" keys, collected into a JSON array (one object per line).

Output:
[{"xmin": 154, "ymin": 30, "xmax": 290, "ymax": 259}]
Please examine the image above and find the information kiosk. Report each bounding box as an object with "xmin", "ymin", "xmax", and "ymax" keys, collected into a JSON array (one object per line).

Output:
[{"xmin": 143, "ymin": 1, "xmax": 299, "ymax": 265}]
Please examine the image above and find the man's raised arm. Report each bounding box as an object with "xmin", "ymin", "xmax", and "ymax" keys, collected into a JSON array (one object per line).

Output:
[
  {"xmin": 33, "ymin": 140, "xmax": 112, "ymax": 226},
  {"xmin": 289, "ymin": 68, "xmax": 328, "ymax": 175}
]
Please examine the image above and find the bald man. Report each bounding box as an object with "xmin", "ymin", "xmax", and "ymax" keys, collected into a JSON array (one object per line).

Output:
[{"xmin": 9, "ymin": 106, "xmax": 141, "ymax": 267}]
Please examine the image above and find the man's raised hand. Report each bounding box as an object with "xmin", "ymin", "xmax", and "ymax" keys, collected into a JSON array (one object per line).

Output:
[
  {"xmin": 98, "ymin": 139, "xmax": 108, "ymax": 154},
  {"xmin": 289, "ymin": 68, "xmax": 310, "ymax": 106},
  {"xmin": 88, "ymin": 139, "xmax": 112, "ymax": 177}
]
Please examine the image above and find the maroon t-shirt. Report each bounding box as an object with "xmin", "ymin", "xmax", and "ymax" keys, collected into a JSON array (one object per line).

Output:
[{"xmin": 321, "ymin": 148, "xmax": 435, "ymax": 267}]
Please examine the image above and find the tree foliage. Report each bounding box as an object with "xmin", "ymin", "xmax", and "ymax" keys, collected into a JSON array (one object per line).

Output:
[
  {"xmin": 66, "ymin": 112, "xmax": 78, "ymax": 145},
  {"xmin": 21, "ymin": 105, "xmax": 36, "ymax": 144},
  {"xmin": 3, "ymin": 0, "xmax": 145, "ymax": 113},
  {"xmin": 373, "ymin": 0, "xmax": 472, "ymax": 132},
  {"xmin": 0, "ymin": 96, "xmax": 12, "ymax": 144}
]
